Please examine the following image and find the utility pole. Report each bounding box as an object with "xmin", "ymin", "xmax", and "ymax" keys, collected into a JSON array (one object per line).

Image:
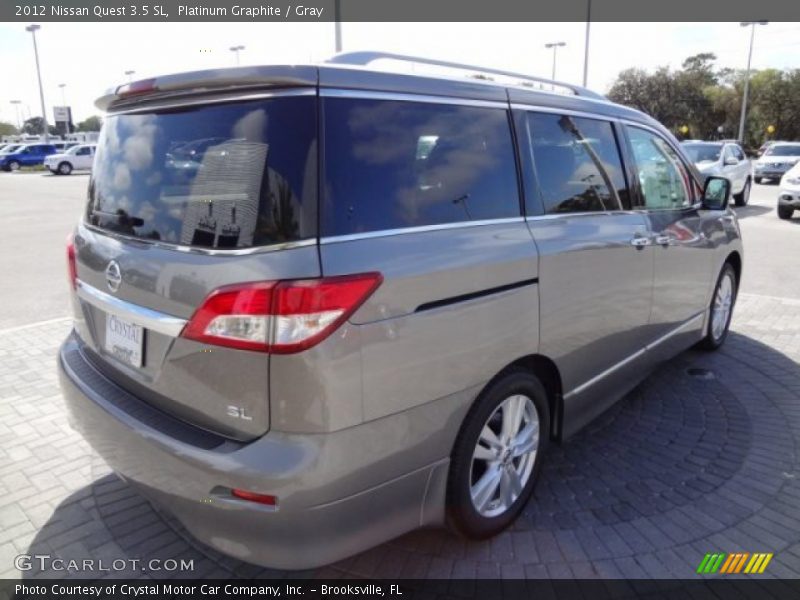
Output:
[
  {"xmin": 334, "ymin": 0, "xmax": 342, "ymax": 52},
  {"xmin": 737, "ymin": 21, "xmax": 768, "ymax": 144},
  {"xmin": 26, "ymin": 24, "xmax": 49, "ymax": 143},
  {"xmin": 582, "ymin": 0, "xmax": 591, "ymax": 87},
  {"xmin": 545, "ymin": 41, "xmax": 566, "ymax": 80}
]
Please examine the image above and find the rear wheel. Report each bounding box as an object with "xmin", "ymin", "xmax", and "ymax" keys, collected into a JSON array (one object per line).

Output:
[
  {"xmin": 778, "ymin": 205, "xmax": 794, "ymax": 220},
  {"xmin": 754, "ymin": 176, "xmax": 763, "ymax": 184},
  {"xmin": 733, "ymin": 179, "xmax": 750, "ymax": 206},
  {"xmin": 58, "ymin": 162, "xmax": 73, "ymax": 175},
  {"xmin": 699, "ymin": 263, "xmax": 737, "ymax": 351},
  {"xmin": 447, "ymin": 369, "xmax": 549, "ymax": 539}
]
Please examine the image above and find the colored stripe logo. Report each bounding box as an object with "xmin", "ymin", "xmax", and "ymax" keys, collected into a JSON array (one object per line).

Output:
[{"xmin": 697, "ymin": 552, "xmax": 773, "ymax": 574}]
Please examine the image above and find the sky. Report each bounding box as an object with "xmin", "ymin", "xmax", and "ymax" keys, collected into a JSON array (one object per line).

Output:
[{"xmin": 0, "ymin": 21, "xmax": 799, "ymax": 126}]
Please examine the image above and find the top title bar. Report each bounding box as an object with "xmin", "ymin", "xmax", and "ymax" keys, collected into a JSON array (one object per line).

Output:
[{"xmin": 2, "ymin": 0, "xmax": 798, "ymax": 22}]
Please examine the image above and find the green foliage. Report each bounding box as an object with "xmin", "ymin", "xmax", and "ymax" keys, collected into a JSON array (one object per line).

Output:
[
  {"xmin": 608, "ymin": 53, "xmax": 800, "ymax": 147},
  {"xmin": 0, "ymin": 121, "xmax": 17, "ymax": 136},
  {"xmin": 76, "ymin": 116, "xmax": 102, "ymax": 132}
]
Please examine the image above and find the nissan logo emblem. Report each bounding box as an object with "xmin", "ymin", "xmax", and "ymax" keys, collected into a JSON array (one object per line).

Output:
[{"xmin": 105, "ymin": 260, "xmax": 122, "ymax": 293}]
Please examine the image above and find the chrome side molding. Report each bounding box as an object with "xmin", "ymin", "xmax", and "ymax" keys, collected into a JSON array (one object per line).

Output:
[{"xmin": 75, "ymin": 280, "xmax": 188, "ymax": 338}]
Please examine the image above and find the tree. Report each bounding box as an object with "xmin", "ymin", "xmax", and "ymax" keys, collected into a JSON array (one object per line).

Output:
[
  {"xmin": 0, "ymin": 121, "xmax": 17, "ymax": 136},
  {"xmin": 76, "ymin": 116, "xmax": 102, "ymax": 132}
]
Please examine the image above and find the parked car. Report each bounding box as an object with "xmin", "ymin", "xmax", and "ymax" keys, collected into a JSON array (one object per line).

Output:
[
  {"xmin": 59, "ymin": 53, "xmax": 743, "ymax": 570},
  {"xmin": 0, "ymin": 143, "xmax": 57, "ymax": 171},
  {"xmin": 778, "ymin": 161, "xmax": 800, "ymax": 220},
  {"xmin": 754, "ymin": 142, "xmax": 800, "ymax": 183},
  {"xmin": 44, "ymin": 144, "xmax": 97, "ymax": 175},
  {"xmin": 52, "ymin": 141, "xmax": 81, "ymax": 153},
  {"xmin": 682, "ymin": 141, "xmax": 752, "ymax": 206}
]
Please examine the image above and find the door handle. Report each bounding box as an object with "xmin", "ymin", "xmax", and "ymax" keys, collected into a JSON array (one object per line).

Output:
[
  {"xmin": 630, "ymin": 235, "xmax": 651, "ymax": 248},
  {"xmin": 654, "ymin": 234, "xmax": 671, "ymax": 246}
]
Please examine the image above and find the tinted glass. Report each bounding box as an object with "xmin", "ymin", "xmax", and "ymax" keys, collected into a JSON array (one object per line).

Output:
[
  {"xmin": 86, "ymin": 97, "xmax": 317, "ymax": 248},
  {"xmin": 731, "ymin": 145, "xmax": 745, "ymax": 161},
  {"xmin": 765, "ymin": 145, "xmax": 800, "ymax": 157},
  {"xmin": 628, "ymin": 127, "xmax": 691, "ymax": 210},
  {"xmin": 322, "ymin": 98, "xmax": 519, "ymax": 236},
  {"xmin": 525, "ymin": 113, "xmax": 627, "ymax": 214},
  {"xmin": 683, "ymin": 143, "xmax": 722, "ymax": 163}
]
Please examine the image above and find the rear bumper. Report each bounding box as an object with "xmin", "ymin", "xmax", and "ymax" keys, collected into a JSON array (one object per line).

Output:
[{"xmin": 58, "ymin": 332, "xmax": 448, "ymax": 569}]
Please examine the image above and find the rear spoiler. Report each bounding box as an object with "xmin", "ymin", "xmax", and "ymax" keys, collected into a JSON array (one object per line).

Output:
[{"xmin": 95, "ymin": 65, "xmax": 319, "ymax": 112}]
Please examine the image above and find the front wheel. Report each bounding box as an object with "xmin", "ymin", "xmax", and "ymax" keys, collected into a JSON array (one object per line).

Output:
[
  {"xmin": 58, "ymin": 162, "xmax": 73, "ymax": 175},
  {"xmin": 733, "ymin": 179, "xmax": 750, "ymax": 206},
  {"xmin": 778, "ymin": 205, "xmax": 794, "ymax": 220},
  {"xmin": 447, "ymin": 369, "xmax": 549, "ymax": 539},
  {"xmin": 7, "ymin": 160, "xmax": 20, "ymax": 172},
  {"xmin": 699, "ymin": 263, "xmax": 737, "ymax": 351},
  {"xmin": 754, "ymin": 176, "xmax": 763, "ymax": 184}
]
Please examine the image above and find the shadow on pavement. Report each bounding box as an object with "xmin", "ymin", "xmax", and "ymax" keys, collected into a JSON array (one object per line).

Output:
[{"xmin": 21, "ymin": 330, "xmax": 800, "ymax": 580}]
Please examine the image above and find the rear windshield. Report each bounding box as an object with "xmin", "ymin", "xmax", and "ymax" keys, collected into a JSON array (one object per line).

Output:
[
  {"xmin": 683, "ymin": 143, "xmax": 722, "ymax": 163},
  {"xmin": 86, "ymin": 96, "xmax": 317, "ymax": 249}
]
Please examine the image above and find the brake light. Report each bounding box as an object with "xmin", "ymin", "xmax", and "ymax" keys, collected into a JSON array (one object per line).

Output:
[
  {"xmin": 117, "ymin": 78, "xmax": 158, "ymax": 97},
  {"xmin": 66, "ymin": 232, "xmax": 77, "ymax": 290},
  {"xmin": 181, "ymin": 273, "xmax": 382, "ymax": 354}
]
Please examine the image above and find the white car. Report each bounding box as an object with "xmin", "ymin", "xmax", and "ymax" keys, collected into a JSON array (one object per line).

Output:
[
  {"xmin": 754, "ymin": 142, "xmax": 800, "ymax": 184},
  {"xmin": 682, "ymin": 141, "xmax": 752, "ymax": 206},
  {"xmin": 44, "ymin": 144, "xmax": 96, "ymax": 175},
  {"xmin": 778, "ymin": 161, "xmax": 800, "ymax": 220}
]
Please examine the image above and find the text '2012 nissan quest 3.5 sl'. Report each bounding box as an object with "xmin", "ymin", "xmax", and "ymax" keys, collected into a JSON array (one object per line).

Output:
[{"xmin": 58, "ymin": 52, "xmax": 743, "ymax": 569}]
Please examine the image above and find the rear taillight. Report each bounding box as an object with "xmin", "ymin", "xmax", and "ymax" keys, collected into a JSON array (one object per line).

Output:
[
  {"xmin": 181, "ymin": 273, "xmax": 382, "ymax": 354},
  {"xmin": 66, "ymin": 232, "xmax": 77, "ymax": 290},
  {"xmin": 116, "ymin": 78, "xmax": 158, "ymax": 97}
]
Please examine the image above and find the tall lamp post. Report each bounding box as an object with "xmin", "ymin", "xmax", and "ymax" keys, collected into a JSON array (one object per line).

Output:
[
  {"xmin": 10, "ymin": 100, "xmax": 22, "ymax": 132},
  {"xmin": 26, "ymin": 24, "xmax": 50, "ymax": 143},
  {"xmin": 582, "ymin": 0, "xmax": 591, "ymax": 87},
  {"xmin": 124, "ymin": 70, "xmax": 136, "ymax": 83},
  {"xmin": 229, "ymin": 45, "xmax": 245, "ymax": 65},
  {"xmin": 334, "ymin": 0, "xmax": 342, "ymax": 53},
  {"xmin": 545, "ymin": 41, "xmax": 566, "ymax": 80},
  {"xmin": 737, "ymin": 21, "xmax": 768, "ymax": 144},
  {"xmin": 58, "ymin": 83, "xmax": 66, "ymax": 106}
]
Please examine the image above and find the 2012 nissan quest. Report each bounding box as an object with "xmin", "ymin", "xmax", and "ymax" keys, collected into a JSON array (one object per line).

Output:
[{"xmin": 58, "ymin": 52, "xmax": 743, "ymax": 569}]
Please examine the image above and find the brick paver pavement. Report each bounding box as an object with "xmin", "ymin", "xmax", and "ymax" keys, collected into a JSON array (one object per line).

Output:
[{"xmin": 1, "ymin": 293, "xmax": 799, "ymax": 580}]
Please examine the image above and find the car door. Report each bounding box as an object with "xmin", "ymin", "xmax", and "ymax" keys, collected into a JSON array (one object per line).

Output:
[
  {"xmin": 721, "ymin": 145, "xmax": 745, "ymax": 192},
  {"xmin": 516, "ymin": 110, "xmax": 655, "ymax": 437},
  {"xmin": 75, "ymin": 146, "xmax": 92, "ymax": 169},
  {"xmin": 623, "ymin": 125, "xmax": 714, "ymax": 361},
  {"xmin": 18, "ymin": 146, "xmax": 33, "ymax": 166}
]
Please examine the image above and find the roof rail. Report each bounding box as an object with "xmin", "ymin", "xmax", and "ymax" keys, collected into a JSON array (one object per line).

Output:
[{"xmin": 326, "ymin": 51, "xmax": 606, "ymax": 101}]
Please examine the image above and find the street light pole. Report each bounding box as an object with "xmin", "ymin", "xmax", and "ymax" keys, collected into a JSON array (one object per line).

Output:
[
  {"xmin": 545, "ymin": 42, "xmax": 566, "ymax": 80},
  {"xmin": 58, "ymin": 83, "xmax": 66, "ymax": 107},
  {"xmin": 124, "ymin": 70, "xmax": 135, "ymax": 83},
  {"xmin": 229, "ymin": 45, "xmax": 245, "ymax": 65},
  {"xmin": 334, "ymin": 0, "xmax": 342, "ymax": 53},
  {"xmin": 737, "ymin": 21, "xmax": 768, "ymax": 144},
  {"xmin": 10, "ymin": 101, "xmax": 21, "ymax": 132},
  {"xmin": 582, "ymin": 0, "xmax": 591, "ymax": 87},
  {"xmin": 25, "ymin": 24, "xmax": 50, "ymax": 144}
]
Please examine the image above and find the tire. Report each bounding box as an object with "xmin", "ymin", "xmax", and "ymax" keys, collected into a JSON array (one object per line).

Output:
[
  {"xmin": 447, "ymin": 369, "xmax": 550, "ymax": 539},
  {"xmin": 699, "ymin": 263, "xmax": 737, "ymax": 351},
  {"xmin": 7, "ymin": 160, "xmax": 20, "ymax": 172},
  {"xmin": 58, "ymin": 162, "xmax": 73, "ymax": 175},
  {"xmin": 733, "ymin": 179, "xmax": 750, "ymax": 207},
  {"xmin": 754, "ymin": 176, "xmax": 762, "ymax": 184},
  {"xmin": 778, "ymin": 205, "xmax": 794, "ymax": 220}
]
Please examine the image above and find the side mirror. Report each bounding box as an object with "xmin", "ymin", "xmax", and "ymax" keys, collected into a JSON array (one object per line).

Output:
[
  {"xmin": 724, "ymin": 156, "xmax": 738, "ymax": 166},
  {"xmin": 702, "ymin": 176, "xmax": 731, "ymax": 210}
]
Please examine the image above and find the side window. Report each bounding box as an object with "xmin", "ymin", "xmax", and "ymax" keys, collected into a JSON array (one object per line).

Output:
[
  {"xmin": 77, "ymin": 146, "xmax": 90, "ymax": 156},
  {"xmin": 627, "ymin": 127, "xmax": 691, "ymax": 210},
  {"xmin": 525, "ymin": 113, "xmax": 627, "ymax": 214},
  {"xmin": 322, "ymin": 98, "xmax": 520, "ymax": 236},
  {"xmin": 732, "ymin": 145, "xmax": 745, "ymax": 161}
]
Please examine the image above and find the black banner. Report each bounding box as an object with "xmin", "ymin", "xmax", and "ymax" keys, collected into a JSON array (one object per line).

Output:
[
  {"xmin": 5, "ymin": 579, "xmax": 800, "ymax": 600},
  {"xmin": 2, "ymin": 0, "xmax": 800, "ymax": 22}
]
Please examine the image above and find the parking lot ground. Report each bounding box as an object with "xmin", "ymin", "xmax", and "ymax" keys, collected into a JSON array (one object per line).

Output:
[{"xmin": 1, "ymin": 173, "xmax": 799, "ymax": 580}]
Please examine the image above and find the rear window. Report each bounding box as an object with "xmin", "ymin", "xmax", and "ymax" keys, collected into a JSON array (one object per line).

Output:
[
  {"xmin": 86, "ymin": 96, "xmax": 317, "ymax": 249},
  {"xmin": 322, "ymin": 98, "xmax": 520, "ymax": 236}
]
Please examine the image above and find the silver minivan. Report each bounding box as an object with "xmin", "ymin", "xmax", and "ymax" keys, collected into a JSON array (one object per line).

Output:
[{"xmin": 59, "ymin": 53, "xmax": 743, "ymax": 569}]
